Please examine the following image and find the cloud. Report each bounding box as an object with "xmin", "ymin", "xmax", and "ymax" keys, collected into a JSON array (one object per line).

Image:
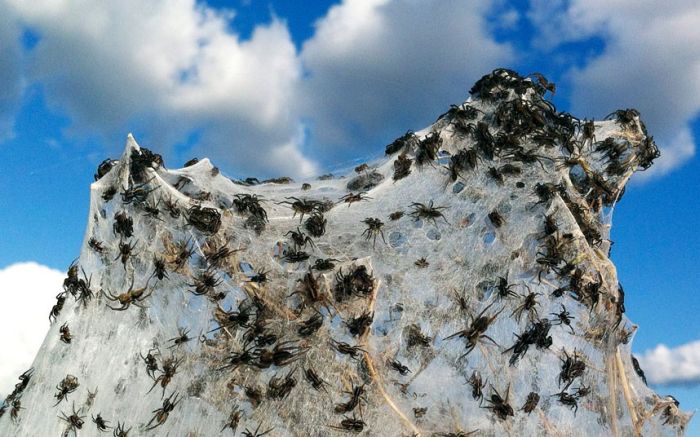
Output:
[
  {"xmin": 0, "ymin": 262, "xmax": 64, "ymax": 397},
  {"xmin": 527, "ymin": 0, "xmax": 699, "ymax": 178},
  {"xmin": 1, "ymin": 0, "xmax": 514, "ymax": 177},
  {"xmin": 4, "ymin": 0, "xmax": 310, "ymax": 177},
  {"xmin": 637, "ymin": 339, "xmax": 700, "ymax": 386},
  {"xmin": 300, "ymin": 0, "xmax": 514, "ymax": 162},
  {"xmin": 0, "ymin": 9, "xmax": 23, "ymax": 142}
]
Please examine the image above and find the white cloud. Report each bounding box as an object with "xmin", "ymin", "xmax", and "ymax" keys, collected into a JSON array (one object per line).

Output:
[
  {"xmin": 3, "ymin": 0, "xmax": 310, "ymax": 177},
  {"xmin": 0, "ymin": 262, "xmax": 64, "ymax": 397},
  {"xmin": 300, "ymin": 0, "xmax": 514, "ymax": 159},
  {"xmin": 638, "ymin": 339, "xmax": 700, "ymax": 386},
  {"xmin": 1, "ymin": 0, "xmax": 514, "ymax": 177},
  {"xmin": 528, "ymin": 0, "xmax": 700, "ymax": 178}
]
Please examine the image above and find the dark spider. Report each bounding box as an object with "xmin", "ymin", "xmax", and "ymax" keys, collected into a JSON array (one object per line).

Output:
[
  {"xmin": 311, "ymin": 258, "xmax": 339, "ymax": 271},
  {"xmin": 187, "ymin": 269, "xmax": 222, "ymax": 296},
  {"xmin": 75, "ymin": 268, "xmax": 94, "ymax": 307},
  {"xmin": 447, "ymin": 148, "xmax": 479, "ymax": 181},
  {"xmin": 115, "ymin": 239, "xmax": 138, "ymax": 268},
  {"xmin": 89, "ymin": 237, "xmax": 105, "ymax": 254},
  {"xmin": 510, "ymin": 288, "xmax": 541, "ymax": 323},
  {"xmin": 499, "ymin": 163, "xmax": 521, "ymax": 176},
  {"xmin": 104, "ymin": 277, "xmax": 151, "ymax": 311},
  {"xmin": 488, "ymin": 210, "xmax": 504, "ymax": 228},
  {"xmin": 533, "ymin": 182, "xmax": 560, "ymax": 206},
  {"xmin": 248, "ymin": 268, "xmax": 270, "ymax": 284},
  {"xmin": 242, "ymin": 422, "xmax": 274, "ymax": 437},
  {"xmin": 573, "ymin": 384, "xmax": 590, "ymax": 398},
  {"xmin": 290, "ymin": 270, "xmax": 332, "ymax": 310},
  {"xmin": 92, "ymin": 413, "xmax": 110, "ymax": 432},
  {"xmin": 553, "ymin": 390, "xmax": 578, "ymax": 414},
  {"xmin": 355, "ymin": 163, "xmax": 369, "ymax": 173},
  {"xmin": 59, "ymin": 323, "xmax": 72, "ymax": 344},
  {"xmin": 304, "ymin": 212, "xmax": 327, "ymax": 238},
  {"xmin": 487, "ymin": 167, "xmax": 504, "ymax": 184},
  {"xmin": 141, "ymin": 197, "xmax": 162, "ymax": 221},
  {"xmin": 148, "ymin": 355, "xmax": 184, "ymax": 398},
  {"xmin": 145, "ymin": 391, "xmax": 181, "ymax": 430},
  {"xmin": 151, "ymin": 256, "xmax": 169, "ymax": 281},
  {"xmin": 413, "ymin": 407, "xmax": 427, "ymax": 418},
  {"xmin": 49, "ymin": 292, "xmax": 68, "ymax": 323},
  {"xmin": 335, "ymin": 384, "xmax": 367, "ymax": 414},
  {"xmin": 54, "ymin": 374, "xmax": 80, "ymax": 406},
  {"xmin": 339, "ymin": 192, "xmax": 372, "ymax": 206},
  {"xmin": 170, "ymin": 238, "xmax": 195, "ymax": 271},
  {"xmin": 102, "ymin": 185, "xmax": 118, "ymax": 202},
  {"xmin": 298, "ymin": 313, "xmax": 324, "ymax": 337},
  {"xmin": 276, "ymin": 197, "xmax": 323, "ymax": 222},
  {"xmin": 267, "ymin": 368, "xmax": 297, "ymax": 400},
  {"xmin": 389, "ymin": 210, "xmax": 404, "ymax": 221},
  {"xmin": 559, "ymin": 349, "xmax": 586, "ymax": 389},
  {"xmin": 346, "ymin": 311, "xmax": 374, "ymax": 337},
  {"xmin": 221, "ymin": 407, "xmax": 242, "ymax": 434},
  {"xmin": 286, "ymin": 227, "xmax": 316, "ymax": 250},
  {"xmin": 330, "ymin": 339, "xmax": 366, "ymax": 360},
  {"xmin": 521, "ymin": 392, "xmax": 540, "ymax": 414},
  {"xmin": 330, "ymin": 414, "xmax": 366, "ymax": 433},
  {"xmin": 390, "ymin": 359, "xmax": 411, "ymax": 376},
  {"xmin": 334, "ymin": 266, "xmax": 375, "ymax": 301},
  {"xmin": 233, "ymin": 194, "xmax": 269, "ymax": 223},
  {"xmin": 167, "ymin": 327, "xmax": 192, "ymax": 349},
  {"xmin": 163, "ymin": 196, "xmax": 181, "ymax": 218},
  {"xmin": 94, "ymin": 158, "xmax": 116, "ymax": 181},
  {"xmin": 503, "ymin": 319, "xmax": 552, "ymax": 366},
  {"xmin": 632, "ymin": 355, "xmax": 647, "ymax": 386},
  {"xmin": 129, "ymin": 146, "xmax": 163, "ymax": 183},
  {"xmin": 414, "ymin": 257, "xmax": 429, "ymax": 268},
  {"xmin": 495, "ymin": 275, "xmax": 518, "ymax": 299},
  {"xmin": 385, "ymin": 130, "xmax": 418, "ymax": 155},
  {"xmin": 393, "ymin": 153, "xmax": 413, "ymax": 181},
  {"xmin": 58, "ymin": 403, "xmax": 85, "ymax": 433},
  {"xmin": 113, "ymin": 211, "xmax": 134, "ymax": 238},
  {"xmin": 219, "ymin": 343, "xmax": 258, "ymax": 372},
  {"xmin": 254, "ymin": 341, "xmax": 307, "ymax": 369},
  {"xmin": 283, "ymin": 250, "xmax": 310, "ymax": 263},
  {"xmin": 415, "ymin": 132, "xmax": 442, "ymax": 167},
  {"xmin": 605, "ymin": 108, "xmax": 639, "ymax": 127},
  {"xmin": 467, "ymin": 371, "xmax": 486, "ymax": 401},
  {"xmin": 244, "ymin": 386, "xmax": 264, "ymax": 408},
  {"xmin": 543, "ymin": 213, "xmax": 558, "ymax": 236},
  {"xmin": 140, "ymin": 348, "xmax": 160, "ymax": 380},
  {"xmin": 361, "ymin": 217, "xmax": 386, "ymax": 248},
  {"xmin": 444, "ymin": 303, "xmax": 502, "ymax": 358},
  {"xmin": 186, "ymin": 205, "xmax": 222, "ymax": 235},
  {"xmin": 405, "ymin": 324, "xmax": 432, "ymax": 348},
  {"xmin": 121, "ymin": 179, "xmax": 157, "ymax": 205},
  {"xmin": 409, "ymin": 200, "xmax": 449, "ymax": 226},
  {"xmin": 112, "ymin": 421, "xmax": 132, "ymax": 437},
  {"xmin": 305, "ymin": 367, "xmax": 328, "ymax": 392},
  {"xmin": 10, "ymin": 399, "xmax": 21, "ymax": 423},
  {"xmin": 483, "ymin": 385, "xmax": 514, "ymax": 420},
  {"xmin": 550, "ymin": 304, "xmax": 575, "ymax": 334}
]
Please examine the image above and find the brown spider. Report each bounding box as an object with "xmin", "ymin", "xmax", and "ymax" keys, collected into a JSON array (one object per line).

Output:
[
  {"xmin": 104, "ymin": 277, "xmax": 152, "ymax": 311},
  {"xmin": 339, "ymin": 191, "xmax": 372, "ymax": 206},
  {"xmin": 483, "ymin": 384, "xmax": 514, "ymax": 420},
  {"xmin": 285, "ymin": 227, "xmax": 316, "ymax": 251},
  {"xmin": 54, "ymin": 374, "xmax": 80, "ymax": 406},
  {"xmin": 58, "ymin": 403, "xmax": 85, "ymax": 434},
  {"xmin": 221, "ymin": 407, "xmax": 242, "ymax": 433},
  {"xmin": 148, "ymin": 355, "xmax": 184, "ymax": 398},
  {"xmin": 409, "ymin": 200, "xmax": 449, "ymax": 226},
  {"xmin": 145, "ymin": 392, "xmax": 181, "ymax": 430},
  {"xmin": 444, "ymin": 303, "xmax": 502, "ymax": 358},
  {"xmin": 187, "ymin": 269, "xmax": 222, "ymax": 296},
  {"xmin": 59, "ymin": 323, "xmax": 72, "ymax": 344},
  {"xmin": 276, "ymin": 197, "xmax": 322, "ymax": 222},
  {"xmin": 114, "ymin": 239, "xmax": 138, "ymax": 268}
]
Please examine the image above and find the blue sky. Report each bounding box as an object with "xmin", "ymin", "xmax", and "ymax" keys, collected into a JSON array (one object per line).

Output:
[{"xmin": 0, "ymin": 0, "xmax": 698, "ymax": 428}]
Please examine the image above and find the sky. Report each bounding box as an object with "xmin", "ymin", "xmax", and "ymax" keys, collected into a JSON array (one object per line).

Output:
[{"xmin": 0, "ymin": 0, "xmax": 698, "ymax": 429}]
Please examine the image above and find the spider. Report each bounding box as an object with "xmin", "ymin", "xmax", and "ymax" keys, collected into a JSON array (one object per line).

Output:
[
  {"xmin": 330, "ymin": 339, "xmax": 366, "ymax": 360},
  {"xmin": 345, "ymin": 311, "xmax": 374, "ymax": 337},
  {"xmin": 521, "ymin": 392, "xmax": 540, "ymax": 414},
  {"xmin": 447, "ymin": 148, "xmax": 479, "ymax": 181},
  {"xmin": 559, "ymin": 349, "xmax": 586, "ymax": 389},
  {"xmin": 94, "ymin": 158, "xmax": 115, "ymax": 181},
  {"xmin": 495, "ymin": 275, "xmax": 518, "ymax": 299},
  {"xmin": 104, "ymin": 277, "xmax": 151, "ymax": 311},
  {"xmin": 145, "ymin": 392, "xmax": 181, "ymax": 430},
  {"xmin": 304, "ymin": 212, "xmax": 327, "ymax": 238},
  {"xmin": 414, "ymin": 257, "xmax": 429, "ymax": 268},
  {"xmin": 114, "ymin": 239, "xmax": 138, "ymax": 268},
  {"xmin": 389, "ymin": 359, "xmax": 411, "ymax": 376},
  {"xmin": 553, "ymin": 390, "xmax": 578, "ymax": 414},
  {"xmin": 219, "ymin": 343, "xmax": 258, "ymax": 372},
  {"xmin": 54, "ymin": 374, "xmax": 80, "ymax": 406},
  {"xmin": 389, "ymin": 210, "xmax": 404, "ymax": 221},
  {"xmin": 311, "ymin": 258, "xmax": 339, "ymax": 271},
  {"xmin": 187, "ymin": 269, "xmax": 222, "ymax": 296},
  {"xmin": 163, "ymin": 195, "xmax": 181, "ymax": 218},
  {"xmin": 186, "ymin": 205, "xmax": 222, "ymax": 235},
  {"xmin": 488, "ymin": 210, "xmax": 504, "ymax": 228},
  {"xmin": 112, "ymin": 421, "xmax": 132, "ymax": 436},
  {"xmin": 335, "ymin": 384, "xmax": 367, "ymax": 414},
  {"xmin": 510, "ymin": 288, "xmax": 541, "ymax": 323},
  {"xmin": 89, "ymin": 237, "xmax": 106, "ymax": 255},
  {"xmin": 339, "ymin": 192, "xmax": 372, "ymax": 206},
  {"xmin": 297, "ymin": 312, "xmax": 324, "ymax": 337},
  {"xmin": 92, "ymin": 413, "xmax": 111, "ymax": 432},
  {"xmin": 409, "ymin": 200, "xmax": 449, "ymax": 226},
  {"xmin": 148, "ymin": 355, "xmax": 184, "ymax": 398},
  {"xmin": 444, "ymin": 303, "xmax": 502, "ymax": 358},
  {"xmin": 393, "ymin": 153, "xmax": 413, "ymax": 181},
  {"xmin": 151, "ymin": 256, "xmax": 169, "ymax": 281},
  {"xmin": 58, "ymin": 403, "xmax": 85, "ymax": 433},
  {"xmin": 113, "ymin": 211, "xmax": 134, "ymax": 238},
  {"xmin": 267, "ymin": 368, "xmax": 297, "ymax": 400},
  {"xmin": 121, "ymin": 179, "xmax": 157, "ymax": 205},
  {"xmin": 276, "ymin": 197, "xmax": 322, "ymax": 222},
  {"xmin": 361, "ymin": 218, "xmax": 386, "ymax": 248},
  {"xmin": 49, "ymin": 292, "xmax": 68, "ymax": 323},
  {"xmin": 10, "ymin": 399, "xmax": 21, "ymax": 423},
  {"xmin": 254, "ymin": 341, "xmax": 307, "ymax": 369},
  {"xmin": 304, "ymin": 367, "xmax": 328, "ymax": 392},
  {"xmin": 467, "ymin": 371, "xmax": 486, "ymax": 400},
  {"xmin": 286, "ymin": 227, "xmax": 316, "ymax": 250},
  {"xmin": 483, "ymin": 385, "xmax": 514, "ymax": 420},
  {"xmin": 415, "ymin": 131, "xmax": 442, "ymax": 167},
  {"xmin": 334, "ymin": 266, "xmax": 375, "ymax": 301},
  {"xmin": 385, "ymin": 130, "xmax": 417, "ymax": 155},
  {"xmin": 551, "ymin": 304, "xmax": 575, "ymax": 334},
  {"xmin": 59, "ymin": 323, "xmax": 72, "ymax": 344},
  {"xmin": 248, "ymin": 268, "xmax": 270, "ymax": 284},
  {"xmin": 140, "ymin": 348, "xmax": 160, "ymax": 380},
  {"xmin": 102, "ymin": 185, "xmax": 118, "ymax": 201},
  {"xmin": 221, "ymin": 407, "xmax": 242, "ymax": 434},
  {"xmin": 167, "ymin": 328, "xmax": 192, "ymax": 349}
]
